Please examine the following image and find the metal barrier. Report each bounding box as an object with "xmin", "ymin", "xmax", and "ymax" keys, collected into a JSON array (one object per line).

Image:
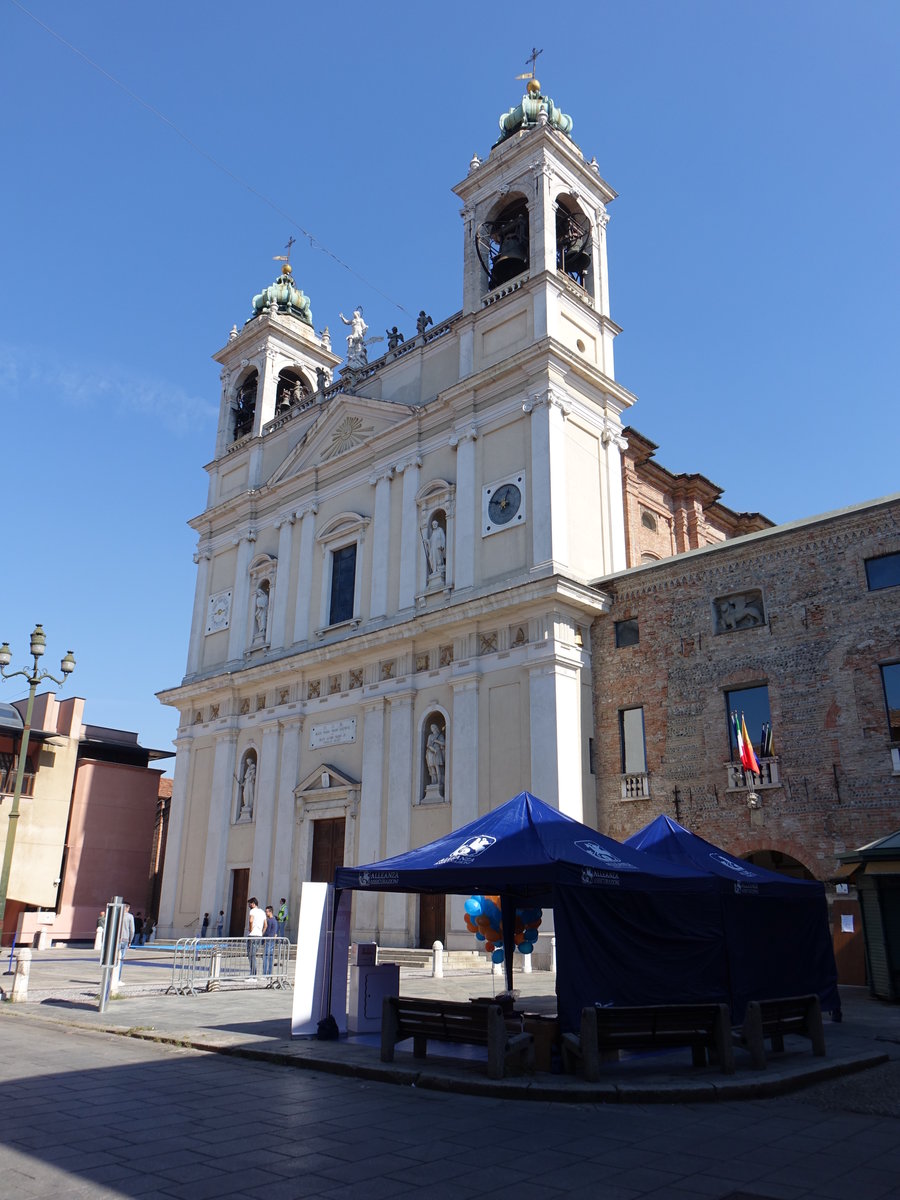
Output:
[{"xmin": 167, "ymin": 937, "xmax": 293, "ymax": 996}]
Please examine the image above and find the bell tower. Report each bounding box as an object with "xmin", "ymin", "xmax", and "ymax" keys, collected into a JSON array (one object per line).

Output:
[
  {"xmin": 454, "ymin": 79, "xmax": 620, "ymax": 380},
  {"xmin": 210, "ymin": 263, "xmax": 340, "ymax": 485}
]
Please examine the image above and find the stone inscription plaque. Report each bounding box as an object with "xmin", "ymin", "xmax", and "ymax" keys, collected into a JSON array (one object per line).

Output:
[{"xmin": 310, "ymin": 717, "xmax": 357, "ymax": 750}]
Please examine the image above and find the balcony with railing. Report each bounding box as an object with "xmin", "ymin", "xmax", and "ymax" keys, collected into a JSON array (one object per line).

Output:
[
  {"xmin": 725, "ymin": 757, "xmax": 780, "ymax": 792},
  {"xmin": 620, "ymin": 772, "xmax": 650, "ymax": 800},
  {"xmin": 0, "ymin": 766, "xmax": 35, "ymax": 798}
]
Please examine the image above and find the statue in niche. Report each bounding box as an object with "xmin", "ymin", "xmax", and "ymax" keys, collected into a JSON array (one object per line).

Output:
[
  {"xmin": 239, "ymin": 757, "xmax": 256, "ymax": 819},
  {"xmin": 424, "ymin": 719, "xmax": 446, "ymax": 797},
  {"xmin": 424, "ymin": 517, "xmax": 446, "ymax": 580},
  {"xmin": 253, "ymin": 584, "xmax": 270, "ymax": 641}
]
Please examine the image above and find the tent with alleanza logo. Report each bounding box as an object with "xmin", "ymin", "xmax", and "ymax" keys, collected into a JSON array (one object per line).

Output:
[
  {"xmin": 334, "ymin": 792, "xmax": 733, "ymax": 1034},
  {"xmin": 625, "ymin": 815, "xmax": 840, "ymax": 1020}
]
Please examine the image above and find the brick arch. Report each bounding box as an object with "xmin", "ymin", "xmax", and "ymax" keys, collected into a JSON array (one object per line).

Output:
[{"xmin": 725, "ymin": 832, "xmax": 818, "ymax": 879}]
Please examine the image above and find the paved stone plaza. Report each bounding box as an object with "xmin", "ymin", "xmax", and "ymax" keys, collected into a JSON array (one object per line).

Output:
[{"xmin": 2, "ymin": 947, "xmax": 900, "ymax": 1197}]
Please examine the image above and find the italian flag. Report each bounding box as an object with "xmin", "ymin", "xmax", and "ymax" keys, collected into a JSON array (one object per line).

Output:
[{"xmin": 732, "ymin": 712, "xmax": 761, "ymax": 776}]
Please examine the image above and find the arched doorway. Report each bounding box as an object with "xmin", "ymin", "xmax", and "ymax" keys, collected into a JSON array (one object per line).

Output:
[{"xmin": 742, "ymin": 849, "xmax": 814, "ymax": 881}]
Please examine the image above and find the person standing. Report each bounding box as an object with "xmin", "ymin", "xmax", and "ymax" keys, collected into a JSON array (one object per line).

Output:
[
  {"xmin": 118, "ymin": 902, "xmax": 135, "ymax": 979},
  {"xmin": 263, "ymin": 905, "xmax": 278, "ymax": 975},
  {"xmin": 246, "ymin": 897, "xmax": 265, "ymax": 978},
  {"xmin": 216, "ymin": 909, "xmax": 226, "ymax": 938},
  {"xmin": 200, "ymin": 912, "xmax": 210, "ymax": 939},
  {"xmin": 276, "ymin": 898, "xmax": 288, "ymax": 938},
  {"xmin": 133, "ymin": 912, "xmax": 144, "ymax": 945}
]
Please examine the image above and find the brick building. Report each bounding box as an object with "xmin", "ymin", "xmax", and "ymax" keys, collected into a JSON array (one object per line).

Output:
[{"xmin": 590, "ymin": 493, "xmax": 900, "ymax": 980}]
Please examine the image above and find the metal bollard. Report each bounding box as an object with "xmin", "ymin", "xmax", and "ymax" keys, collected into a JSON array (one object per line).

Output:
[
  {"xmin": 550, "ymin": 935, "xmax": 557, "ymax": 973},
  {"xmin": 522, "ymin": 952, "xmax": 532, "ymax": 973},
  {"xmin": 10, "ymin": 948, "xmax": 32, "ymax": 1002},
  {"xmin": 431, "ymin": 940, "xmax": 443, "ymax": 978}
]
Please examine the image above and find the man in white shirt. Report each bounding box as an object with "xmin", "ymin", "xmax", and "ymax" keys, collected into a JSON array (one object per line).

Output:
[{"xmin": 247, "ymin": 897, "xmax": 265, "ymax": 978}]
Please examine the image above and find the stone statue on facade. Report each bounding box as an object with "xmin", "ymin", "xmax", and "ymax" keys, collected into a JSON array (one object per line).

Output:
[
  {"xmin": 340, "ymin": 308, "xmax": 370, "ymax": 370},
  {"xmin": 239, "ymin": 757, "xmax": 256, "ymax": 818},
  {"xmin": 416, "ymin": 310, "xmax": 433, "ymax": 340},
  {"xmin": 425, "ymin": 518, "xmax": 446, "ymax": 580},
  {"xmin": 253, "ymin": 585, "xmax": 269, "ymax": 640},
  {"xmin": 424, "ymin": 721, "xmax": 446, "ymax": 796},
  {"xmin": 386, "ymin": 326, "xmax": 404, "ymax": 352}
]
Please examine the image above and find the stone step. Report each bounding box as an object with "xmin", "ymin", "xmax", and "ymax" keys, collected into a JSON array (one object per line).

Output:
[{"xmin": 376, "ymin": 947, "xmax": 487, "ymax": 969}]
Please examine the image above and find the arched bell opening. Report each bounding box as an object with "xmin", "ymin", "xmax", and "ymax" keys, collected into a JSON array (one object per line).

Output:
[
  {"xmin": 232, "ymin": 369, "xmax": 258, "ymax": 441},
  {"xmin": 275, "ymin": 367, "xmax": 312, "ymax": 415},
  {"xmin": 475, "ymin": 197, "xmax": 530, "ymax": 291},
  {"xmin": 556, "ymin": 194, "xmax": 592, "ymax": 290}
]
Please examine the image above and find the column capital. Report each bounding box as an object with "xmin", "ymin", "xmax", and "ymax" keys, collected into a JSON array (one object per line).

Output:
[
  {"xmin": 273, "ymin": 512, "xmax": 296, "ymax": 531},
  {"xmin": 448, "ymin": 425, "xmax": 478, "ymax": 448},
  {"xmin": 601, "ymin": 422, "xmax": 627, "ymax": 451},
  {"xmin": 193, "ymin": 547, "xmax": 212, "ymax": 565},
  {"xmin": 523, "ymin": 388, "xmax": 569, "ymax": 418},
  {"xmin": 295, "ymin": 501, "xmax": 319, "ymax": 520},
  {"xmin": 368, "ymin": 465, "xmax": 396, "ymax": 486},
  {"xmin": 394, "ymin": 455, "xmax": 422, "ymax": 474},
  {"xmin": 232, "ymin": 528, "xmax": 257, "ymax": 547}
]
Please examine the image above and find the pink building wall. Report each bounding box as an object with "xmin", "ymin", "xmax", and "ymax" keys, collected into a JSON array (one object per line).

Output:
[{"xmin": 56, "ymin": 758, "xmax": 163, "ymax": 941}]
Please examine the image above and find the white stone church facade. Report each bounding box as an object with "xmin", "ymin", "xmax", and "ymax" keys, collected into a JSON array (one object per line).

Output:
[{"xmin": 157, "ymin": 84, "xmax": 637, "ymax": 945}]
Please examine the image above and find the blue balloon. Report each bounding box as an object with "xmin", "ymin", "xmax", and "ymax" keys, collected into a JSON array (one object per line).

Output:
[
  {"xmin": 483, "ymin": 899, "xmax": 500, "ymax": 924},
  {"xmin": 523, "ymin": 928, "xmax": 538, "ymax": 943},
  {"xmin": 464, "ymin": 897, "xmax": 482, "ymax": 916},
  {"xmin": 491, "ymin": 948, "xmax": 505, "ymax": 964},
  {"xmin": 474, "ymin": 932, "xmax": 485, "ymax": 941},
  {"xmin": 518, "ymin": 941, "xmax": 533, "ymax": 954}
]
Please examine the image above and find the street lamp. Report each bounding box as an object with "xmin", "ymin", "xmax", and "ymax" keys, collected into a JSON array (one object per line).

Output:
[{"xmin": 0, "ymin": 625, "xmax": 75, "ymax": 946}]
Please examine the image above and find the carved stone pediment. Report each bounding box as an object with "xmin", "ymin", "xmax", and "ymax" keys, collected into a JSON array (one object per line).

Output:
[
  {"xmin": 294, "ymin": 764, "xmax": 360, "ymax": 816},
  {"xmin": 267, "ymin": 396, "xmax": 414, "ymax": 486}
]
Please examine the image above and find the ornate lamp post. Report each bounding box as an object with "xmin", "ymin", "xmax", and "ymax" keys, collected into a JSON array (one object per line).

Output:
[{"xmin": 0, "ymin": 625, "xmax": 75, "ymax": 946}]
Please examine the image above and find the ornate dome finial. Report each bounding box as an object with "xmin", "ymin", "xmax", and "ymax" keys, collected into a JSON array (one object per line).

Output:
[
  {"xmin": 251, "ymin": 262, "xmax": 313, "ymax": 327},
  {"xmin": 495, "ymin": 79, "xmax": 573, "ymax": 146}
]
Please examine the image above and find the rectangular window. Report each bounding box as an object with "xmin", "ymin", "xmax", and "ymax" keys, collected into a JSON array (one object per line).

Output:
[
  {"xmin": 866, "ymin": 553, "xmax": 900, "ymax": 591},
  {"xmin": 619, "ymin": 707, "xmax": 646, "ymax": 774},
  {"xmin": 329, "ymin": 544, "xmax": 357, "ymax": 625},
  {"xmin": 615, "ymin": 618, "xmax": 639, "ymax": 648},
  {"xmin": 726, "ymin": 685, "xmax": 771, "ymax": 762},
  {"xmin": 882, "ymin": 664, "xmax": 900, "ymax": 742}
]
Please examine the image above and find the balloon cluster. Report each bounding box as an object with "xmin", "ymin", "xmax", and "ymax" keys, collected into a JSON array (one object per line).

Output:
[{"xmin": 463, "ymin": 895, "xmax": 542, "ymax": 965}]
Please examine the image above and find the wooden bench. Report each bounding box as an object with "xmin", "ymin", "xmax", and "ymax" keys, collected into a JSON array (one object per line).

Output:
[
  {"xmin": 562, "ymin": 1003, "xmax": 735, "ymax": 1080},
  {"xmin": 736, "ymin": 994, "xmax": 826, "ymax": 1069},
  {"xmin": 381, "ymin": 997, "xmax": 534, "ymax": 1080}
]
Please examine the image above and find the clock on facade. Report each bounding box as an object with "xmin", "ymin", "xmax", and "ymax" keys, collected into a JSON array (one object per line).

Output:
[{"xmin": 482, "ymin": 473, "xmax": 526, "ymax": 536}]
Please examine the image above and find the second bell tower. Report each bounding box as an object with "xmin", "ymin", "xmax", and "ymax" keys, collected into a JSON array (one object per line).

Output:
[{"xmin": 454, "ymin": 79, "xmax": 620, "ymax": 381}]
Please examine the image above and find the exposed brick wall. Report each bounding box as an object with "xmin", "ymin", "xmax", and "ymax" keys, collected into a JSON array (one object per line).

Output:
[
  {"xmin": 622, "ymin": 427, "xmax": 773, "ymax": 568},
  {"xmin": 591, "ymin": 496, "xmax": 900, "ymax": 880}
]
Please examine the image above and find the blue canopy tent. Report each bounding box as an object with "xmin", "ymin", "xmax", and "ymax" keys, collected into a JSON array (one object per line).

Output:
[
  {"xmin": 335, "ymin": 792, "xmax": 730, "ymax": 1033},
  {"xmin": 625, "ymin": 815, "xmax": 840, "ymax": 1020}
]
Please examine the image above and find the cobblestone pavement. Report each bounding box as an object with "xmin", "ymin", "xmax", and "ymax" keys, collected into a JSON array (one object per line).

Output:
[{"xmin": 2, "ymin": 1018, "xmax": 900, "ymax": 1200}]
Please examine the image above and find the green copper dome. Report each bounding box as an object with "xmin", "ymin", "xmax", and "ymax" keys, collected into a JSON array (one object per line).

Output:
[
  {"xmin": 496, "ymin": 79, "xmax": 573, "ymax": 145},
  {"xmin": 251, "ymin": 264, "xmax": 313, "ymax": 326}
]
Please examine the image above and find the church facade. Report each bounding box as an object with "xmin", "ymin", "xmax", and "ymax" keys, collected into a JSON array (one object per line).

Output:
[{"xmin": 156, "ymin": 85, "xmax": 790, "ymax": 945}]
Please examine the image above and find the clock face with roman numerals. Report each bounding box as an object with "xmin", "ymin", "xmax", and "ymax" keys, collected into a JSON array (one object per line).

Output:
[{"xmin": 483, "ymin": 474, "xmax": 526, "ymax": 536}]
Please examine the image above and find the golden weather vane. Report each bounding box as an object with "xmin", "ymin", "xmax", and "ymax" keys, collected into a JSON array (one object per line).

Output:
[{"xmin": 516, "ymin": 47, "xmax": 543, "ymax": 81}]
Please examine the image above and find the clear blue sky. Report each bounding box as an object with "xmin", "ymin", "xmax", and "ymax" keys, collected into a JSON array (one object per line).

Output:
[{"xmin": 2, "ymin": 1, "xmax": 897, "ymax": 760}]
